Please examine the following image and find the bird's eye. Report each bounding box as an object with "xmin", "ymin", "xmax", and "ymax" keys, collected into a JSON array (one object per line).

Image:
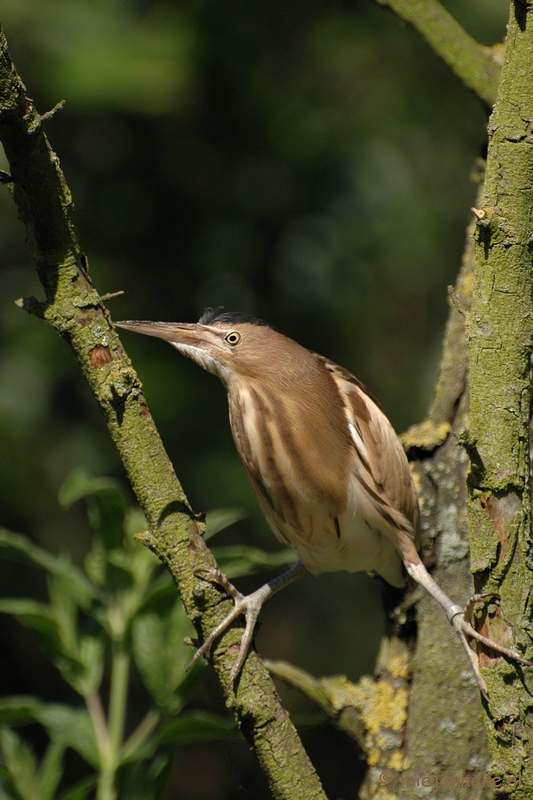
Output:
[{"xmin": 224, "ymin": 331, "xmax": 241, "ymax": 346}]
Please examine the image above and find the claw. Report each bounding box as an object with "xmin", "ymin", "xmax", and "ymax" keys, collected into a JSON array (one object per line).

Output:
[
  {"xmin": 187, "ymin": 568, "xmax": 245, "ymax": 670},
  {"xmin": 450, "ymin": 594, "xmax": 532, "ymax": 667},
  {"xmin": 448, "ymin": 612, "xmax": 532, "ymax": 701},
  {"xmin": 187, "ymin": 573, "xmax": 270, "ymax": 685},
  {"xmin": 455, "ymin": 614, "xmax": 533, "ymax": 667},
  {"xmin": 188, "ymin": 561, "xmax": 307, "ymax": 685},
  {"xmin": 406, "ymin": 561, "xmax": 532, "ymax": 699},
  {"xmin": 464, "ymin": 593, "xmax": 500, "ymax": 626},
  {"xmin": 454, "ymin": 624, "xmax": 490, "ymax": 700}
]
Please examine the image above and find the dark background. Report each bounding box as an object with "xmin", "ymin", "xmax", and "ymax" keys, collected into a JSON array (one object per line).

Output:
[{"xmin": 0, "ymin": 1, "xmax": 507, "ymax": 797}]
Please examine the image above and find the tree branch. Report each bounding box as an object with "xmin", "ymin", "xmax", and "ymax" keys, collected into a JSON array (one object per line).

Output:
[
  {"xmin": 0, "ymin": 25, "xmax": 326, "ymax": 800},
  {"xmin": 374, "ymin": 0, "xmax": 502, "ymax": 106}
]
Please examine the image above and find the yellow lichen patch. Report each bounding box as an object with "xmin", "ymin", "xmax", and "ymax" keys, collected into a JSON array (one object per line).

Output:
[
  {"xmin": 323, "ymin": 674, "xmax": 368, "ymax": 711},
  {"xmin": 387, "ymin": 653, "xmax": 410, "ymax": 680},
  {"xmin": 375, "ymin": 733, "xmax": 391, "ymax": 748},
  {"xmin": 322, "ymin": 674, "xmax": 409, "ymax": 768},
  {"xmin": 387, "ymin": 750, "xmax": 408, "ymax": 771},
  {"xmin": 363, "ymin": 683, "xmax": 408, "ymax": 736},
  {"xmin": 410, "ymin": 465, "xmax": 422, "ymax": 494},
  {"xmin": 325, "ymin": 675, "xmax": 408, "ymax": 736},
  {"xmin": 400, "ymin": 419, "xmax": 451, "ymax": 451}
]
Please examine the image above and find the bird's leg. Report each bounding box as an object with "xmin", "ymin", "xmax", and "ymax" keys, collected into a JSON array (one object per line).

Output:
[
  {"xmin": 189, "ymin": 560, "xmax": 308, "ymax": 684},
  {"xmin": 406, "ymin": 561, "xmax": 532, "ymax": 698}
]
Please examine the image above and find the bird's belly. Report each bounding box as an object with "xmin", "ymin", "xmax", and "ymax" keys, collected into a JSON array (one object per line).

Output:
[
  {"xmin": 262, "ymin": 499, "xmax": 405, "ymax": 588},
  {"xmin": 301, "ymin": 520, "xmax": 381, "ymax": 573}
]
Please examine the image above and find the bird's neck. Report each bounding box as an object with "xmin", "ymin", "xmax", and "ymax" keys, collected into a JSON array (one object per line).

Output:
[{"xmin": 226, "ymin": 359, "xmax": 353, "ymax": 510}]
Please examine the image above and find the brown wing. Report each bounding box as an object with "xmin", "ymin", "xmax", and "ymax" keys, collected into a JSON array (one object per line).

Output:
[{"xmin": 320, "ymin": 357, "xmax": 420, "ymax": 558}]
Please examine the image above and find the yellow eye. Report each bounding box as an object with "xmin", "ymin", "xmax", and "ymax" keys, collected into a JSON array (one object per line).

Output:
[{"xmin": 224, "ymin": 330, "xmax": 241, "ymax": 346}]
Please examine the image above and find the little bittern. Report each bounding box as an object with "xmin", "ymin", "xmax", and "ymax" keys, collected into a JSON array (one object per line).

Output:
[{"xmin": 116, "ymin": 309, "xmax": 531, "ymax": 696}]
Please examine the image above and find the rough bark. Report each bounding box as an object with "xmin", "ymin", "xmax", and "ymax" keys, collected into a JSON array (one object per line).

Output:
[
  {"xmin": 467, "ymin": 3, "xmax": 533, "ymax": 796},
  {"xmin": 399, "ymin": 220, "xmax": 492, "ymax": 799},
  {"xmin": 0, "ymin": 25, "xmax": 326, "ymax": 800}
]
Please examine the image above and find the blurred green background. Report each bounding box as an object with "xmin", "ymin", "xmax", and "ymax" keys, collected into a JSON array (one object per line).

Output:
[{"xmin": 0, "ymin": 0, "xmax": 507, "ymax": 797}]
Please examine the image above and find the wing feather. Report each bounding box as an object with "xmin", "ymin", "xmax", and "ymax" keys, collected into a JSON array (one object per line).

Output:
[{"xmin": 321, "ymin": 358, "xmax": 420, "ymax": 560}]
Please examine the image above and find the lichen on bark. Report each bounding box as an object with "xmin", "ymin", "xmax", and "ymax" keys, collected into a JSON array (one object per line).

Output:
[{"xmin": 467, "ymin": 3, "xmax": 533, "ymax": 793}]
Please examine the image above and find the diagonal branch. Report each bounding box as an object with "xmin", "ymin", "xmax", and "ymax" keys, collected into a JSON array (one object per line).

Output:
[
  {"xmin": 374, "ymin": 0, "xmax": 502, "ymax": 106},
  {"xmin": 0, "ymin": 25, "xmax": 326, "ymax": 800}
]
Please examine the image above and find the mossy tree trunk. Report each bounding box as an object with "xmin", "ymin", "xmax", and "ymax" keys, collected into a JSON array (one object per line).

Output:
[
  {"xmin": 1, "ymin": 1, "xmax": 533, "ymax": 797},
  {"xmin": 274, "ymin": 2, "xmax": 533, "ymax": 796},
  {"xmin": 376, "ymin": 1, "xmax": 533, "ymax": 794},
  {"xmin": 467, "ymin": 3, "xmax": 533, "ymax": 794}
]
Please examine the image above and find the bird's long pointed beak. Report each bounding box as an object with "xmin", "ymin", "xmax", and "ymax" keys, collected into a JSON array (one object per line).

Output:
[
  {"xmin": 115, "ymin": 319, "xmax": 229, "ymax": 379},
  {"xmin": 114, "ymin": 320, "xmax": 205, "ymax": 345}
]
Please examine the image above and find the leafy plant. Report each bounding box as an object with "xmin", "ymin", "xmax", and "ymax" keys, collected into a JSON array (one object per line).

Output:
[{"xmin": 0, "ymin": 471, "xmax": 294, "ymax": 800}]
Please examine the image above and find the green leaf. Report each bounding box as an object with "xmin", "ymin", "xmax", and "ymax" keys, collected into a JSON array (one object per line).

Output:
[
  {"xmin": 58, "ymin": 775, "xmax": 97, "ymax": 800},
  {"xmin": 0, "ymin": 775, "xmax": 15, "ymax": 800},
  {"xmin": 57, "ymin": 775, "xmax": 97, "ymax": 800},
  {"xmin": 32, "ymin": 705, "xmax": 98, "ymax": 768},
  {"xmin": 131, "ymin": 601, "xmax": 193, "ymax": 711},
  {"xmin": 47, "ymin": 573, "xmax": 104, "ymax": 695},
  {"xmin": 37, "ymin": 739, "xmax": 65, "ymax": 800},
  {"xmin": 83, "ymin": 539, "xmax": 107, "ymax": 588},
  {"xmin": 115, "ymin": 753, "xmax": 173, "ymax": 800},
  {"xmin": 204, "ymin": 507, "xmax": 248, "ymax": 540},
  {"xmin": 124, "ymin": 507, "xmax": 149, "ymax": 538},
  {"xmin": 57, "ymin": 468, "xmax": 97, "ymax": 506},
  {"xmin": 212, "ymin": 545, "xmax": 297, "ymax": 578},
  {"xmin": 157, "ymin": 712, "xmax": 242, "ymax": 745},
  {"xmin": 0, "ymin": 596, "xmax": 104, "ymax": 697},
  {"xmin": 59, "ymin": 469, "xmax": 127, "ymax": 551},
  {"xmin": 131, "ymin": 574, "xmax": 175, "ymax": 617},
  {"xmin": 0, "ymin": 529, "xmax": 97, "ymax": 609},
  {"xmin": 0, "ymin": 728, "xmax": 38, "ymax": 800},
  {"xmin": 0, "ymin": 702, "xmax": 98, "ymax": 771},
  {"xmin": 47, "ymin": 575, "xmax": 81, "ymax": 654},
  {"xmin": 0, "ymin": 598, "xmax": 67, "ymax": 657},
  {"xmin": 0, "ymin": 695, "xmax": 39, "ymax": 726},
  {"xmin": 54, "ymin": 635, "xmax": 104, "ymax": 698},
  {"xmin": 0, "ymin": 698, "xmax": 41, "ymax": 727}
]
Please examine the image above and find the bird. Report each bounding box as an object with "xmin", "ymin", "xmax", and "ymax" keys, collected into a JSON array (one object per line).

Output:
[{"xmin": 115, "ymin": 308, "xmax": 531, "ymax": 696}]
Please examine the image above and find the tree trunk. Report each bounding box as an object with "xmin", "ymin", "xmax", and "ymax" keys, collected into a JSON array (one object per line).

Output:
[
  {"xmin": 1, "ymin": 0, "xmax": 533, "ymax": 796},
  {"xmin": 467, "ymin": 3, "xmax": 533, "ymax": 795}
]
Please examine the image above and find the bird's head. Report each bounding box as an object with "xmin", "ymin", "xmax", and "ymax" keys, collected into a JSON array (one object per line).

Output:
[{"xmin": 115, "ymin": 308, "xmax": 308, "ymax": 387}]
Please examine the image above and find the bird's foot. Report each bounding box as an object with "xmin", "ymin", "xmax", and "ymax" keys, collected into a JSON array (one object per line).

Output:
[
  {"xmin": 406, "ymin": 562, "xmax": 532, "ymax": 699},
  {"xmin": 188, "ymin": 561, "xmax": 307, "ymax": 686},
  {"xmin": 446, "ymin": 599, "xmax": 533, "ymax": 701},
  {"xmin": 187, "ymin": 568, "xmax": 272, "ymax": 685},
  {"xmin": 448, "ymin": 599, "xmax": 532, "ymax": 665}
]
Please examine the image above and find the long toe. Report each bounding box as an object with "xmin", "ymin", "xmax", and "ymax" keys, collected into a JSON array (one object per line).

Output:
[
  {"xmin": 194, "ymin": 567, "xmax": 245, "ymax": 603},
  {"xmin": 188, "ymin": 580, "xmax": 273, "ymax": 681},
  {"xmin": 187, "ymin": 602, "xmax": 244, "ymax": 671},
  {"xmin": 189, "ymin": 562, "xmax": 307, "ymax": 683},
  {"xmin": 227, "ymin": 602, "xmax": 263, "ymax": 685},
  {"xmin": 454, "ymin": 616, "xmax": 533, "ymax": 666},
  {"xmin": 455, "ymin": 626, "xmax": 489, "ymax": 700}
]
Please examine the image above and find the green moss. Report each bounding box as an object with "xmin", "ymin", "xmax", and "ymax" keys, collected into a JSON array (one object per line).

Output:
[{"xmin": 468, "ymin": 5, "xmax": 533, "ymax": 786}]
